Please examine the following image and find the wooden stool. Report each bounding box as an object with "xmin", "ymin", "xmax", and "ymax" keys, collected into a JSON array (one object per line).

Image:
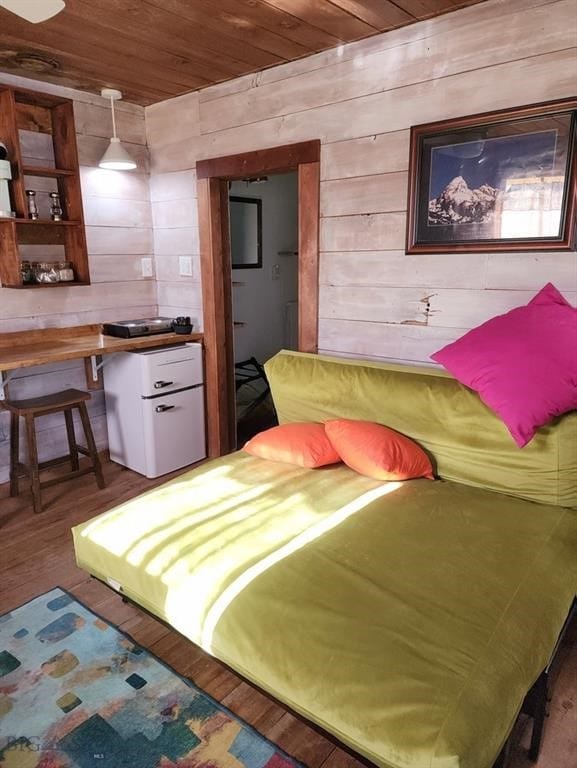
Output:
[{"xmin": 3, "ymin": 388, "xmax": 105, "ymax": 514}]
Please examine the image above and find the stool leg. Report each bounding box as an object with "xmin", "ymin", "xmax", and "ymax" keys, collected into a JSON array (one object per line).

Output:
[
  {"xmin": 64, "ymin": 408, "xmax": 79, "ymax": 471},
  {"xmin": 78, "ymin": 402, "xmax": 105, "ymax": 489},
  {"xmin": 9, "ymin": 411, "xmax": 20, "ymax": 497},
  {"xmin": 24, "ymin": 413, "xmax": 42, "ymax": 514}
]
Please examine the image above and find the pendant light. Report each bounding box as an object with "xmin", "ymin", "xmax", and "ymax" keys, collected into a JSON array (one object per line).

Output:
[{"xmin": 99, "ymin": 88, "xmax": 137, "ymax": 171}]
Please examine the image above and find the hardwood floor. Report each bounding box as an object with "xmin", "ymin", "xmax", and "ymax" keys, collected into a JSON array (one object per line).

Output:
[{"xmin": 1, "ymin": 456, "xmax": 575, "ymax": 767}]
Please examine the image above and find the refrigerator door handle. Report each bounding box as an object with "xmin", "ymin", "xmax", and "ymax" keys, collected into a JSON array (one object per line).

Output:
[
  {"xmin": 155, "ymin": 404, "xmax": 175, "ymax": 413},
  {"xmin": 154, "ymin": 380, "xmax": 174, "ymax": 389}
]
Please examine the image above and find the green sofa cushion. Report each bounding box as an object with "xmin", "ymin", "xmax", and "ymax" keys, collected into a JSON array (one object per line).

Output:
[{"xmin": 265, "ymin": 351, "xmax": 577, "ymax": 507}]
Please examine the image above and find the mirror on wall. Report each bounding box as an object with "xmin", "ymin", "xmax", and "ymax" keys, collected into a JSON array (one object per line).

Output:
[{"xmin": 229, "ymin": 196, "xmax": 262, "ymax": 269}]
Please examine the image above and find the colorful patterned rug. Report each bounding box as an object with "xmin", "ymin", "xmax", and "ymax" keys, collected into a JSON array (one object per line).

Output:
[{"xmin": 0, "ymin": 588, "xmax": 303, "ymax": 768}]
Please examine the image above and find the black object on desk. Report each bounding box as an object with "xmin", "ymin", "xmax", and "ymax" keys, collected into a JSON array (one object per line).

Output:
[
  {"xmin": 102, "ymin": 317, "xmax": 175, "ymax": 338},
  {"xmin": 172, "ymin": 316, "xmax": 193, "ymax": 334}
]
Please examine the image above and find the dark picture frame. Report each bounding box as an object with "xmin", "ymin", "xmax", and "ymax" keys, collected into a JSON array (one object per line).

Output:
[
  {"xmin": 229, "ymin": 195, "xmax": 263, "ymax": 269},
  {"xmin": 406, "ymin": 98, "xmax": 577, "ymax": 253}
]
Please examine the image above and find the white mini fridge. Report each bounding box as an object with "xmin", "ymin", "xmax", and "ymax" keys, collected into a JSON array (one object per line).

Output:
[{"xmin": 104, "ymin": 343, "xmax": 206, "ymax": 478}]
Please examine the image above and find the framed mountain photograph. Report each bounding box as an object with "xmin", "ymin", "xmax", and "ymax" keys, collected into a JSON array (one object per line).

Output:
[{"xmin": 406, "ymin": 98, "xmax": 577, "ymax": 253}]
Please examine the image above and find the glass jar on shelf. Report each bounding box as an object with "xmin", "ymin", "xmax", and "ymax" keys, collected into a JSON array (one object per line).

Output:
[
  {"xmin": 57, "ymin": 261, "xmax": 74, "ymax": 282},
  {"xmin": 33, "ymin": 262, "xmax": 60, "ymax": 283},
  {"xmin": 20, "ymin": 260, "xmax": 34, "ymax": 284}
]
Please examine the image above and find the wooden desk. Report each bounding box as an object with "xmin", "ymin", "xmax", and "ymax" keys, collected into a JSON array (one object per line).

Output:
[{"xmin": 0, "ymin": 324, "xmax": 203, "ymax": 398}]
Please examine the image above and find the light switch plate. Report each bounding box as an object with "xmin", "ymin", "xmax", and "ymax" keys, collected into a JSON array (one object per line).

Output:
[
  {"xmin": 272, "ymin": 263, "xmax": 280, "ymax": 280},
  {"xmin": 141, "ymin": 257, "xmax": 153, "ymax": 277},
  {"xmin": 179, "ymin": 256, "xmax": 193, "ymax": 276}
]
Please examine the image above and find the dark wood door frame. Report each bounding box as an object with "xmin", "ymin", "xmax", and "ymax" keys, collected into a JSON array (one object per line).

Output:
[{"xmin": 196, "ymin": 139, "xmax": 321, "ymax": 458}]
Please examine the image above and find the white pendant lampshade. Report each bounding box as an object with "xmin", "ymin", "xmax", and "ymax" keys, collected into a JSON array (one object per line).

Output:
[
  {"xmin": 0, "ymin": 0, "xmax": 65, "ymax": 24},
  {"xmin": 99, "ymin": 88, "xmax": 137, "ymax": 171},
  {"xmin": 99, "ymin": 137, "xmax": 137, "ymax": 170}
]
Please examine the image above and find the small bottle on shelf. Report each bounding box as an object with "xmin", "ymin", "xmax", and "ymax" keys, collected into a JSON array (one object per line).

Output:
[
  {"xmin": 26, "ymin": 189, "xmax": 39, "ymax": 220},
  {"xmin": 49, "ymin": 191, "xmax": 63, "ymax": 221}
]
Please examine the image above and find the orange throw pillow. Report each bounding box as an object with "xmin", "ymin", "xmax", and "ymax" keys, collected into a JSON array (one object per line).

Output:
[
  {"xmin": 324, "ymin": 419, "xmax": 434, "ymax": 481},
  {"xmin": 243, "ymin": 422, "xmax": 341, "ymax": 468}
]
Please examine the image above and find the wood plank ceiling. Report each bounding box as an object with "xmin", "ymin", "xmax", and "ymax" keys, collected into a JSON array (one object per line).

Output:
[{"xmin": 0, "ymin": 0, "xmax": 490, "ymax": 106}]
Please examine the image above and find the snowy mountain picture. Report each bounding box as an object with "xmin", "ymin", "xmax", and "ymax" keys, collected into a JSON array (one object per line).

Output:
[
  {"xmin": 408, "ymin": 108, "xmax": 573, "ymax": 252},
  {"xmin": 428, "ymin": 175, "xmax": 500, "ymax": 225}
]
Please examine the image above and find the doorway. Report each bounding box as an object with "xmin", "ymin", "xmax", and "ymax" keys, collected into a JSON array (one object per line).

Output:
[
  {"xmin": 229, "ymin": 172, "xmax": 299, "ymax": 445},
  {"xmin": 196, "ymin": 140, "xmax": 320, "ymax": 457}
]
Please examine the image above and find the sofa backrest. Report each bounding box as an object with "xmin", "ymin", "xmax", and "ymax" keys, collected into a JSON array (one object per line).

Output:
[{"xmin": 265, "ymin": 350, "xmax": 577, "ymax": 508}]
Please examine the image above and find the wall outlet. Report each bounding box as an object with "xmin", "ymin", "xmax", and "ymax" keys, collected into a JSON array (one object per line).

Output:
[
  {"xmin": 179, "ymin": 256, "xmax": 193, "ymax": 277},
  {"xmin": 271, "ymin": 263, "xmax": 281, "ymax": 280},
  {"xmin": 141, "ymin": 257, "xmax": 153, "ymax": 277}
]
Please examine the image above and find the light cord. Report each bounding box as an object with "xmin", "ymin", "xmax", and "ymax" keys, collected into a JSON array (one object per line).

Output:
[{"xmin": 110, "ymin": 94, "xmax": 117, "ymax": 139}]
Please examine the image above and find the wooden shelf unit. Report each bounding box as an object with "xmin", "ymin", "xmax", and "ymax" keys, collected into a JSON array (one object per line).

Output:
[{"xmin": 0, "ymin": 86, "xmax": 89, "ymax": 288}]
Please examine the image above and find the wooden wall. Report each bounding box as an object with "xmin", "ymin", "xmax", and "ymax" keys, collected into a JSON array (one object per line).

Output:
[
  {"xmin": 0, "ymin": 73, "xmax": 153, "ymax": 483},
  {"xmin": 146, "ymin": 0, "xmax": 577, "ymax": 365}
]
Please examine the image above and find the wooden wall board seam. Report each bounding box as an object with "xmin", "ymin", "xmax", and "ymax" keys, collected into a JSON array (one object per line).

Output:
[
  {"xmin": 85, "ymin": 224, "xmax": 153, "ymax": 230},
  {"xmin": 320, "ymin": 169, "xmax": 409, "ymax": 182},
  {"xmin": 82, "ymin": 194, "xmax": 152, "ymax": 204},
  {"xmin": 320, "ymin": 211, "xmax": 406, "ymax": 218}
]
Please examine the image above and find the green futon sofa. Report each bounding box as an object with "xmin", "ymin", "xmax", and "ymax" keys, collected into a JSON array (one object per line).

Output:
[{"xmin": 73, "ymin": 350, "xmax": 577, "ymax": 768}]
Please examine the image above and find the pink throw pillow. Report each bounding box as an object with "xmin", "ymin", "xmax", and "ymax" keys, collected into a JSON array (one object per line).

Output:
[{"xmin": 431, "ymin": 283, "xmax": 577, "ymax": 447}]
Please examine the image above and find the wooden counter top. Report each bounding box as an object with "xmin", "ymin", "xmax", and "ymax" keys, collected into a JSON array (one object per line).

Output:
[{"xmin": 0, "ymin": 324, "xmax": 203, "ymax": 373}]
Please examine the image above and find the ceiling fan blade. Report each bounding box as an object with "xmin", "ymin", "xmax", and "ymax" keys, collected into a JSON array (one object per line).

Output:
[{"xmin": 0, "ymin": 0, "xmax": 65, "ymax": 23}]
